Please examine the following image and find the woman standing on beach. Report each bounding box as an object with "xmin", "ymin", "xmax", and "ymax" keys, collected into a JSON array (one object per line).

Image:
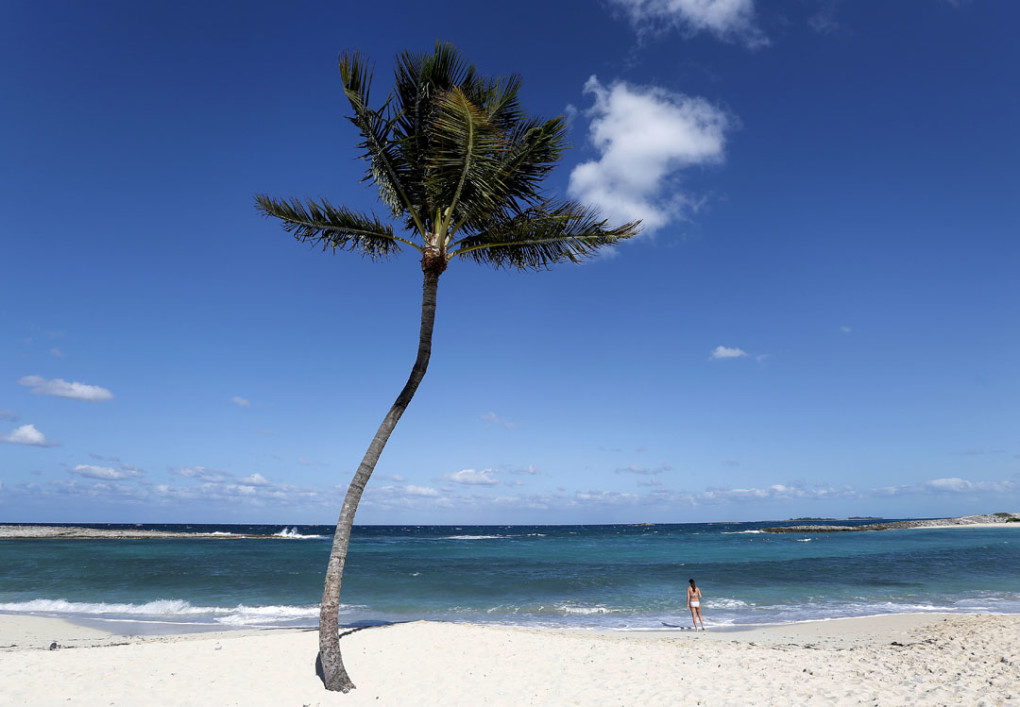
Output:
[{"xmin": 687, "ymin": 578, "xmax": 705, "ymax": 631}]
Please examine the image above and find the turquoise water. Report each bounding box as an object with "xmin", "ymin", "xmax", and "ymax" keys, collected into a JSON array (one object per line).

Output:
[{"xmin": 1, "ymin": 522, "xmax": 1017, "ymax": 631}]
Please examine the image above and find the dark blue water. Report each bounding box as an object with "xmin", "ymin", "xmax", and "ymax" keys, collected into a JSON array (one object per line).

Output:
[{"xmin": 1, "ymin": 522, "xmax": 1017, "ymax": 631}]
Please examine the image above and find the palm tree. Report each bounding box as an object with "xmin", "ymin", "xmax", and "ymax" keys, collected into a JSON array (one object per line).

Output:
[{"xmin": 255, "ymin": 42, "xmax": 640, "ymax": 693}]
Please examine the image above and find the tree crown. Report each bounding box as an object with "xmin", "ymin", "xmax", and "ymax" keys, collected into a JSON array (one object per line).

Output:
[{"xmin": 256, "ymin": 42, "xmax": 640, "ymax": 272}]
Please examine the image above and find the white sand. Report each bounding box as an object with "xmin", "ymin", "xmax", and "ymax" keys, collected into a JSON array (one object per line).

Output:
[
  {"xmin": 906, "ymin": 522, "xmax": 1020, "ymax": 530},
  {"xmin": 2, "ymin": 614, "xmax": 1018, "ymax": 705}
]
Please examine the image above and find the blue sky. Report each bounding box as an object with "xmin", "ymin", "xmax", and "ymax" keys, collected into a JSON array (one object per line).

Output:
[{"xmin": 2, "ymin": 0, "xmax": 1017, "ymax": 524}]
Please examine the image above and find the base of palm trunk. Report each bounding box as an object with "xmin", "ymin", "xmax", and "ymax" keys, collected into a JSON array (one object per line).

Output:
[{"xmin": 316, "ymin": 651, "xmax": 356, "ymax": 693}]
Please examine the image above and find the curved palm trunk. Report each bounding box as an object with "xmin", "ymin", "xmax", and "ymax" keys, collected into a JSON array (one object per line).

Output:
[{"xmin": 318, "ymin": 256, "xmax": 444, "ymax": 692}]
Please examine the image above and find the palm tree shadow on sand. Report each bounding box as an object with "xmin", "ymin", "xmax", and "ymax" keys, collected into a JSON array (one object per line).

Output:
[{"xmin": 315, "ymin": 620, "xmax": 413, "ymax": 684}]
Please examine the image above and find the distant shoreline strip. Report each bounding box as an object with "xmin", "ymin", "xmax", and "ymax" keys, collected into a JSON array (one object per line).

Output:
[
  {"xmin": 761, "ymin": 513, "xmax": 1020, "ymax": 534},
  {"xmin": 0, "ymin": 526, "xmax": 283, "ymax": 540}
]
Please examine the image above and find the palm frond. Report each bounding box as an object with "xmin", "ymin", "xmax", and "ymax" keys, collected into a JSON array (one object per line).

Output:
[
  {"xmin": 498, "ymin": 118, "xmax": 566, "ymax": 207},
  {"xmin": 391, "ymin": 42, "xmax": 484, "ymax": 233},
  {"xmin": 475, "ymin": 74, "xmax": 524, "ymax": 132},
  {"xmin": 449, "ymin": 117, "xmax": 568, "ymax": 235},
  {"xmin": 338, "ymin": 52, "xmax": 424, "ymax": 236},
  {"xmin": 255, "ymin": 194, "xmax": 417, "ymax": 259},
  {"xmin": 425, "ymin": 87, "xmax": 507, "ymax": 239},
  {"xmin": 449, "ymin": 200, "xmax": 641, "ymax": 270}
]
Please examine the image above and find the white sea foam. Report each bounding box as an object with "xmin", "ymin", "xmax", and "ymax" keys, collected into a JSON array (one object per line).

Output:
[
  {"xmin": 0, "ymin": 598, "xmax": 321, "ymax": 627},
  {"xmin": 555, "ymin": 604, "xmax": 617, "ymax": 615},
  {"xmin": 708, "ymin": 598, "xmax": 749, "ymax": 609},
  {"xmin": 0, "ymin": 598, "xmax": 216, "ymax": 616},
  {"xmin": 272, "ymin": 527, "xmax": 326, "ymax": 539},
  {"xmin": 723, "ymin": 530, "xmax": 764, "ymax": 535},
  {"xmin": 441, "ymin": 533, "xmax": 547, "ymax": 540},
  {"xmin": 213, "ymin": 604, "xmax": 320, "ymax": 626}
]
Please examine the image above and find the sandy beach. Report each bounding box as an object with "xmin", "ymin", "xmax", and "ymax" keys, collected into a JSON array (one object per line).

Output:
[{"xmin": 2, "ymin": 613, "xmax": 1017, "ymax": 706}]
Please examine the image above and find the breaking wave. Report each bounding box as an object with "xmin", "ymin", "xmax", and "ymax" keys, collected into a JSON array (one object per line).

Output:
[
  {"xmin": 0, "ymin": 598, "xmax": 322, "ymax": 627},
  {"xmin": 272, "ymin": 527, "xmax": 327, "ymax": 539}
]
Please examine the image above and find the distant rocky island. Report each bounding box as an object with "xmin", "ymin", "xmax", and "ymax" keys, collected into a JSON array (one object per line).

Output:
[
  {"xmin": 785, "ymin": 516, "xmax": 881, "ymax": 522},
  {"xmin": 762, "ymin": 512, "xmax": 1020, "ymax": 534}
]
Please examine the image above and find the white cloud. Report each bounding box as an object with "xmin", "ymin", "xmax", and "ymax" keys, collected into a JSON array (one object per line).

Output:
[
  {"xmin": 616, "ymin": 464, "xmax": 671, "ymax": 475},
  {"xmin": 153, "ymin": 474, "xmax": 327, "ymax": 507},
  {"xmin": 0, "ymin": 424, "xmax": 56, "ymax": 447},
  {"xmin": 572, "ymin": 489, "xmax": 641, "ymax": 505},
  {"xmin": 841, "ymin": 326, "xmax": 852, "ymax": 334},
  {"xmin": 50, "ymin": 347, "xmax": 64, "ymax": 357},
  {"xmin": 443, "ymin": 469, "xmax": 499, "ymax": 486},
  {"xmin": 232, "ymin": 396, "xmax": 251, "ymax": 408},
  {"xmin": 174, "ymin": 466, "xmax": 233, "ymax": 483},
  {"xmin": 4, "ymin": 466, "xmax": 333, "ymax": 513},
  {"xmin": 871, "ymin": 475, "xmax": 1020, "ymax": 498},
  {"xmin": 18, "ymin": 375, "xmax": 113, "ymax": 402},
  {"xmin": 362, "ymin": 484, "xmax": 443, "ymax": 510},
  {"xmin": 70, "ymin": 464, "xmax": 142, "ymax": 480},
  {"xmin": 609, "ymin": 0, "xmax": 766, "ymax": 47},
  {"xmin": 240, "ymin": 473, "xmax": 269, "ymax": 486},
  {"xmin": 404, "ymin": 484, "xmax": 441, "ymax": 497},
  {"xmin": 509, "ymin": 465, "xmax": 540, "ymax": 475},
  {"xmin": 927, "ymin": 477, "xmax": 973, "ymax": 492},
  {"xmin": 710, "ymin": 345, "xmax": 748, "ymax": 359},
  {"xmin": 481, "ymin": 411, "xmax": 519, "ymax": 429},
  {"xmin": 568, "ymin": 77, "xmax": 730, "ymax": 233},
  {"xmin": 686, "ymin": 482, "xmax": 860, "ymax": 506}
]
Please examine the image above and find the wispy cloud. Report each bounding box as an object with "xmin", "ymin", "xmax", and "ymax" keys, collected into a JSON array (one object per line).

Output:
[
  {"xmin": 616, "ymin": 464, "xmax": 671, "ymax": 475},
  {"xmin": 5, "ymin": 464, "xmax": 333, "ymax": 514},
  {"xmin": 509, "ymin": 465, "xmax": 540, "ymax": 475},
  {"xmin": 363, "ymin": 484, "xmax": 444, "ymax": 510},
  {"xmin": 18, "ymin": 375, "xmax": 113, "ymax": 402},
  {"xmin": 153, "ymin": 469, "xmax": 327, "ymax": 508},
  {"xmin": 173, "ymin": 466, "xmax": 233, "ymax": 483},
  {"xmin": 696, "ymin": 482, "xmax": 854, "ymax": 504},
  {"xmin": 609, "ymin": 0, "xmax": 766, "ymax": 47},
  {"xmin": 710, "ymin": 345, "xmax": 748, "ymax": 360},
  {"xmin": 808, "ymin": 0, "xmax": 840, "ymax": 34},
  {"xmin": 443, "ymin": 469, "xmax": 499, "ymax": 486},
  {"xmin": 481, "ymin": 411, "xmax": 519, "ymax": 429},
  {"xmin": 0, "ymin": 423, "xmax": 57, "ymax": 447},
  {"xmin": 0, "ymin": 410, "xmax": 18, "ymax": 422},
  {"xmin": 70, "ymin": 464, "xmax": 143, "ymax": 480},
  {"xmin": 240, "ymin": 473, "xmax": 269, "ymax": 485},
  {"xmin": 568, "ymin": 77, "xmax": 731, "ymax": 234},
  {"xmin": 231, "ymin": 396, "xmax": 251, "ymax": 408},
  {"xmin": 875, "ymin": 477, "xmax": 1019, "ymax": 496}
]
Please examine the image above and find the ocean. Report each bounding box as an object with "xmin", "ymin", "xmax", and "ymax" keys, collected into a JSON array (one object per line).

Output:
[{"xmin": 1, "ymin": 521, "xmax": 1018, "ymax": 633}]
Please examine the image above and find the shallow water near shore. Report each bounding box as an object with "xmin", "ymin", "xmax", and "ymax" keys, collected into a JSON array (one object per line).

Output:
[{"xmin": 1, "ymin": 521, "xmax": 1018, "ymax": 632}]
